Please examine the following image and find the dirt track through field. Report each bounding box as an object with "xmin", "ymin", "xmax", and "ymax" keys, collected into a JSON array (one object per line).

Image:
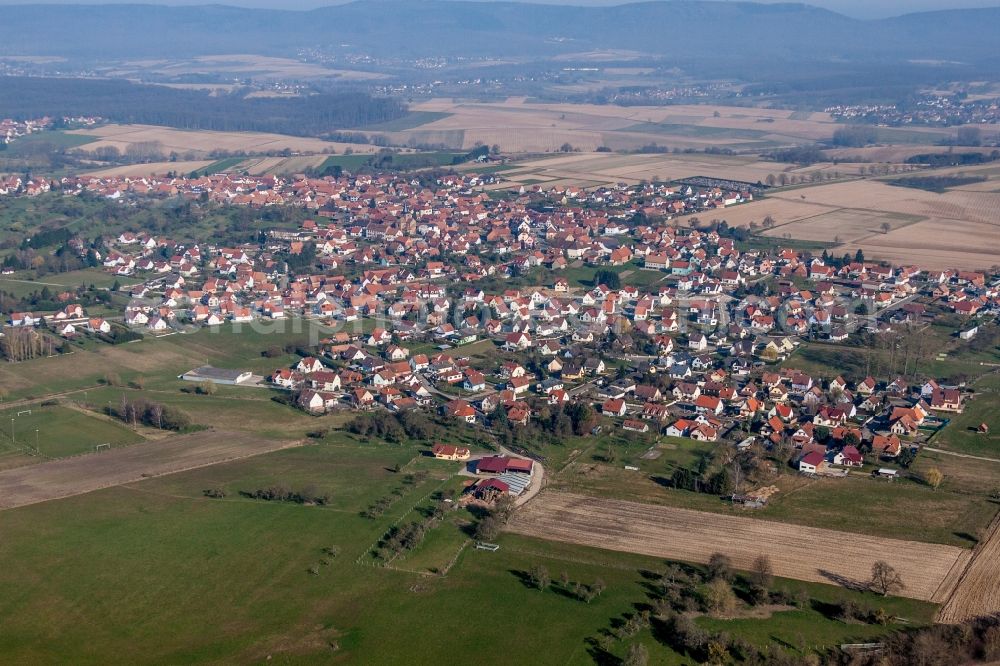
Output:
[
  {"xmin": 937, "ymin": 514, "xmax": 1000, "ymax": 623},
  {"xmin": 508, "ymin": 492, "xmax": 970, "ymax": 602},
  {"xmin": 0, "ymin": 430, "xmax": 300, "ymax": 510}
]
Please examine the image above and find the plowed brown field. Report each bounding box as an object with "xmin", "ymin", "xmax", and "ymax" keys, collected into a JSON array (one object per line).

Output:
[
  {"xmin": 937, "ymin": 515, "xmax": 1000, "ymax": 623},
  {"xmin": 508, "ymin": 492, "xmax": 970, "ymax": 602},
  {"xmin": 0, "ymin": 430, "xmax": 299, "ymax": 510}
]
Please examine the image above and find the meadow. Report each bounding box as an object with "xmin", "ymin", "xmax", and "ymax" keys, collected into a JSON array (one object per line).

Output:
[{"xmin": 0, "ymin": 432, "xmax": 938, "ymax": 664}]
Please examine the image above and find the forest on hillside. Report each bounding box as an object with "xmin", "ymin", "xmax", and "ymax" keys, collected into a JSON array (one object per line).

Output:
[{"xmin": 0, "ymin": 77, "xmax": 407, "ymax": 136}]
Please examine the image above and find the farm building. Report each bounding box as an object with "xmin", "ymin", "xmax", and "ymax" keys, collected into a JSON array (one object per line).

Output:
[
  {"xmin": 473, "ymin": 478, "xmax": 510, "ymax": 501},
  {"xmin": 475, "ymin": 455, "xmax": 533, "ymax": 476},
  {"xmin": 180, "ymin": 366, "xmax": 252, "ymax": 385}
]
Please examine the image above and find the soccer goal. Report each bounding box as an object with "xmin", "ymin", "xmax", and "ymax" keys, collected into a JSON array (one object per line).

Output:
[{"xmin": 95, "ymin": 443, "xmax": 111, "ymax": 453}]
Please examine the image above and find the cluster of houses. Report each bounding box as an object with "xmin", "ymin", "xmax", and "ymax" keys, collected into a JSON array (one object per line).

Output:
[
  {"xmin": 1, "ymin": 116, "xmax": 103, "ymax": 144},
  {"xmin": 3, "ymin": 172, "xmax": 996, "ymax": 484}
]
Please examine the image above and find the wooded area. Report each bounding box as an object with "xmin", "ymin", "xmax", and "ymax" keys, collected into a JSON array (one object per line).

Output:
[{"xmin": 0, "ymin": 77, "xmax": 407, "ymax": 136}]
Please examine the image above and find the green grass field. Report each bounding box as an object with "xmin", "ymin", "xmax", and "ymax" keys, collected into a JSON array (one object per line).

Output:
[
  {"xmin": 359, "ymin": 111, "xmax": 452, "ymax": 132},
  {"xmin": 9, "ymin": 131, "xmax": 98, "ymax": 150},
  {"xmin": 929, "ymin": 390, "xmax": 1000, "ymax": 458},
  {"xmin": 319, "ymin": 151, "xmax": 466, "ymax": 174},
  {"xmin": 0, "ymin": 268, "xmax": 141, "ymax": 298},
  {"xmin": 623, "ymin": 122, "xmax": 768, "ymax": 140},
  {"xmin": 192, "ymin": 157, "xmax": 245, "ymax": 175},
  {"xmin": 0, "ymin": 404, "xmax": 144, "ymax": 460},
  {"xmin": 561, "ymin": 261, "xmax": 666, "ymax": 289},
  {"xmin": 0, "ymin": 432, "xmax": 936, "ymax": 664}
]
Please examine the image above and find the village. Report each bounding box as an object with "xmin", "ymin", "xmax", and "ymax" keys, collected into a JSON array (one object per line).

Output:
[
  {"xmin": 0, "ymin": 115, "xmax": 102, "ymax": 147},
  {"xmin": 1, "ymin": 167, "xmax": 997, "ymax": 506}
]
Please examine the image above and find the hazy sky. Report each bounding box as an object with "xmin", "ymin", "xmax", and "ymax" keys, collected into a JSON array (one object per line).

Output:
[{"xmin": 0, "ymin": 0, "xmax": 994, "ymax": 19}]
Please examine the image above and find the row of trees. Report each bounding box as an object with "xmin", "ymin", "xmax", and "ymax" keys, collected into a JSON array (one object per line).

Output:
[
  {"xmin": 347, "ymin": 410, "xmax": 441, "ymax": 444},
  {"xmin": 527, "ymin": 563, "xmax": 607, "ymax": 603},
  {"xmin": 239, "ymin": 484, "xmax": 331, "ymax": 505},
  {"xmin": 0, "ymin": 327, "xmax": 58, "ymax": 362},
  {"xmin": 107, "ymin": 395, "xmax": 192, "ymax": 431}
]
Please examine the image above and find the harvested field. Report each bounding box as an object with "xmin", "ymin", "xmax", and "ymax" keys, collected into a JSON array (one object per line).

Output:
[
  {"xmin": 242, "ymin": 154, "xmax": 330, "ymax": 175},
  {"xmin": 0, "ymin": 429, "xmax": 299, "ymax": 510},
  {"xmin": 67, "ymin": 124, "xmax": 375, "ymax": 158},
  {"xmin": 483, "ymin": 152, "xmax": 867, "ymax": 189},
  {"xmin": 690, "ymin": 178, "xmax": 1000, "ymax": 269},
  {"xmin": 400, "ymin": 97, "xmax": 849, "ymax": 152},
  {"xmin": 83, "ymin": 160, "xmax": 213, "ymax": 177},
  {"xmin": 110, "ymin": 54, "xmax": 386, "ymax": 81},
  {"xmin": 937, "ymin": 515, "xmax": 1000, "ymax": 623},
  {"xmin": 823, "ymin": 145, "xmax": 998, "ymax": 163},
  {"xmin": 508, "ymin": 492, "xmax": 970, "ymax": 602}
]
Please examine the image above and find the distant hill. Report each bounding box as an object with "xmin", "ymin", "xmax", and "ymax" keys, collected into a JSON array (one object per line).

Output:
[{"xmin": 0, "ymin": 1, "xmax": 998, "ymax": 66}]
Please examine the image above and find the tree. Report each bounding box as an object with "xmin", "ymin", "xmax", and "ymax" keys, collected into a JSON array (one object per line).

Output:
[
  {"xmin": 623, "ymin": 643, "xmax": 649, "ymax": 666},
  {"xmin": 707, "ymin": 552, "xmax": 733, "ymax": 581},
  {"xmin": 750, "ymin": 554, "xmax": 774, "ymax": 591},
  {"xmin": 530, "ymin": 564, "xmax": 550, "ymax": 591},
  {"xmin": 870, "ymin": 560, "xmax": 904, "ymax": 596},
  {"xmin": 591, "ymin": 577, "xmax": 606, "ymax": 599},
  {"xmin": 880, "ymin": 221, "xmax": 891, "ymax": 234},
  {"xmin": 197, "ymin": 380, "xmax": 217, "ymax": 396},
  {"xmin": 956, "ymin": 126, "xmax": 982, "ymax": 147},
  {"xmin": 593, "ymin": 269, "xmax": 621, "ymax": 290},
  {"xmin": 702, "ymin": 578, "xmax": 738, "ymax": 616},
  {"xmin": 925, "ymin": 467, "xmax": 944, "ymax": 490},
  {"xmin": 706, "ymin": 641, "xmax": 729, "ymax": 666},
  {"xmin": 474, "ymin": 515, "xmax": 501, "ymax": 542}
]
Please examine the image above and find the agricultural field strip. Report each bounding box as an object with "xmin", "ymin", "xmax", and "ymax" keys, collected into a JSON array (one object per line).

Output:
[
  {"xmin": 508, "ymin": 492, "xmax": 968, "ymax": 602},
  {"xmin": 0, "ymin": 430, "xmax": 301, "ymax": 510},
  {"xmin": 937, "ymin": 515, "xmax": 1000, "ymax": 623}
]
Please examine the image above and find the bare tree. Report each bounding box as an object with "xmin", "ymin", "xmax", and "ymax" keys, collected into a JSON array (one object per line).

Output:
[
  {"xmin": 149, "ymin": 402, "xmax": 164, "ymax": 430},
  {"xmin": 623, "ymin": 643, "xmax": 649, "ymax": 666},
  {"xmin": 707, "ymin": 552, "xmax": 733, "ymax": 581},
  {"xmin": 530, "ymin": 564, "xmax": 550, "ymax": 591},
  {"xmin": 870, "ymin": 560, "xmax": 904, "ymax": 596},
  {"xmin": 750, "ymin": 554, "xmax": 774, "ymax": 590}
]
